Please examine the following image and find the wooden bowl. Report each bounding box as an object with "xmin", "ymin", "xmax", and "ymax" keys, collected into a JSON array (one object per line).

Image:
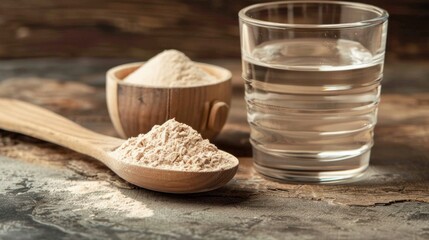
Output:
[{"xmin": 106, "ymin": 62, "xmax": 232, "ymax": 140}]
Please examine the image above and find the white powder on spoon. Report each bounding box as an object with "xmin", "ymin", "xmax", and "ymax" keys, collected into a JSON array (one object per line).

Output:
[
  {"xmin": 123, "ymin": 49, "xmax": 218, "ymax": 87},
  {"xmin": 111, "ymin": 119, "xmax": 235, "ymax": 171}
]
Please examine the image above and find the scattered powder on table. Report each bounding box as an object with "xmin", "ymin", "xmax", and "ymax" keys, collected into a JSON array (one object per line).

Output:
[
  {"xmin": 111, "ymin": 119, "xmax": 235, "ymax": 171},
  {"xmin": 0, "ymin": 157, "xmax": 154, "ymax": 219},
  {"xmin": 123, "ymin": 49, "xmax": 218, "ymax": 87}
]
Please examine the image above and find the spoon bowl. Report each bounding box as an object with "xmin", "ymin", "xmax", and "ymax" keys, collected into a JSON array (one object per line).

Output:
[{"xmin": 0, "ymin": 99, "xmax": 238, "ymax": 193}]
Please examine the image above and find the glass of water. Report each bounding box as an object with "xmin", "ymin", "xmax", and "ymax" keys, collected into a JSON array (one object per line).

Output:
[{"xmin": 239, "ymin": 1, "xmax": 388, "ymax": 183}]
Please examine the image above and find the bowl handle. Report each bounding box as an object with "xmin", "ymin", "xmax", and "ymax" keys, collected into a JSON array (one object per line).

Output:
[{"xmin": 207, "ymin": 101, "xmax": 229, "ymax": 132}]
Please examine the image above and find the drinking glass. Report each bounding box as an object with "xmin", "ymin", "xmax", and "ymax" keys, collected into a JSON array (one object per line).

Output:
[{"xmin": 239, "ymin": 1, "xmax": 388, "ymax": 182}]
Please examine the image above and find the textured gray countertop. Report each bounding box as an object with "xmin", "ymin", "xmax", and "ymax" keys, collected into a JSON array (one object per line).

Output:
[{"xmin": 0, "ymin": 59, "xmax": 428, "ymax": 239}]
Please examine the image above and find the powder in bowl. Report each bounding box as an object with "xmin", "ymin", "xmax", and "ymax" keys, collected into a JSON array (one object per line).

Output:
[
  {"xmin": 123, "ymin": 49, "xmax": 218, "ymax": 87},
  {"xmin": 110, "ymin": 119, "xmax": 235, "ymax": 172}
]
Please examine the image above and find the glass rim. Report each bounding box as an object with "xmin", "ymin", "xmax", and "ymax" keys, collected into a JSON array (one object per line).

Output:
[{"xmin": 238, "ymin": 0, "xmax": 389, "ymax": 29}]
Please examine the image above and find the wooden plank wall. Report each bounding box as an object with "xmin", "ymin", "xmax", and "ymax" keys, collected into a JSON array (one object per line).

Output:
[{"xmin": 0, "ymin": 0, "xmax": 427, "ymax": 59}]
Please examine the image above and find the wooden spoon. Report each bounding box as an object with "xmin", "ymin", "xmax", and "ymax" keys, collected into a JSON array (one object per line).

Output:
[{"xmin": 0, "ymin": 99, "xmax": 239, "ymax": 193}]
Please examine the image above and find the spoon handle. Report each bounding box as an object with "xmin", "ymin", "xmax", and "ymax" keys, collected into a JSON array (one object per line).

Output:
[{"xmin": 0, "ymin": 98, "xmax": 123, "ymax": 159}]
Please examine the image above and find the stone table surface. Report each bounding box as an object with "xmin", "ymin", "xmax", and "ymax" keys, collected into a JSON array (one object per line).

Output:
[{"xmin": 0, "ymin": 58, "xmax": 428, "ymax": 240}]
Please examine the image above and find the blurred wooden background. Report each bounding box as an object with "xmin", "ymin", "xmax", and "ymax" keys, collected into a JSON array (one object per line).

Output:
[{"xmin": 0, "ymin": 0, "xmax": 427, "ymax": 59}]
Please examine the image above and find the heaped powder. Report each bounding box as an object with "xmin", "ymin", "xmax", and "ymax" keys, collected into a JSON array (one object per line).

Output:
[
  {"xmin": 111, "ymin": 119, "xmax": 234, "ymax": 171},
  {"xmin": 123, "ymin": 49, "xmax": 218, "ymax": 87}
]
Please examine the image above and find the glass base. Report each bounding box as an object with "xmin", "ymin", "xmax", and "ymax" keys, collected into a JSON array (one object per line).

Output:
[{"xmin": 252, "ymin": 147, "xmax": 370, "ymax": 183}]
